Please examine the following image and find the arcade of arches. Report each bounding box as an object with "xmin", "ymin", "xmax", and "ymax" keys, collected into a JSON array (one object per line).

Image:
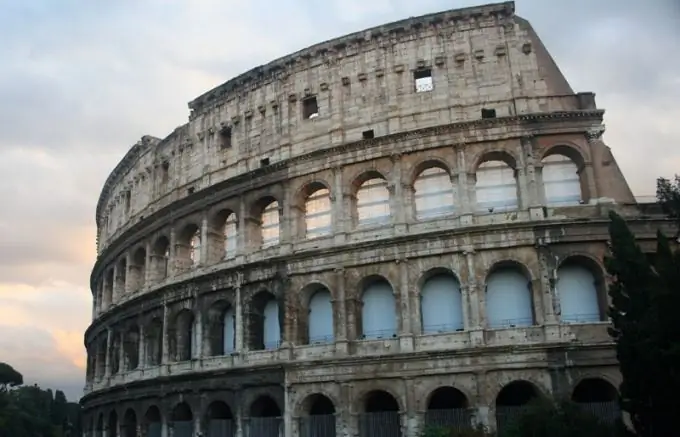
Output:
[
  {"xmin": 85, "ymin": 377, "xmax": 620, "ymax": 437},
  {"xmin": 86, "ymin": 255, "xmax": 609, "ymax": 384}
]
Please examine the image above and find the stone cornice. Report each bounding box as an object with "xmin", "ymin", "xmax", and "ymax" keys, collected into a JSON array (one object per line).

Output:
[
  {"xmin": 81, "ymin": 337, "xmax": 614, "ymax": 405},
  {"xmin": 92, "ymin": 109, "xmax": 606, "ymax": 288},
  {"xmin": 187, "ymin": 1, "xmax": 515, "ymax": 115}
]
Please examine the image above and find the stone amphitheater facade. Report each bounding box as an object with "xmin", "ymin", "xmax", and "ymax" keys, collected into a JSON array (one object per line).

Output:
[{"xmin": 81, "ymin": 2, "xmax": 670, "ymax": 437}]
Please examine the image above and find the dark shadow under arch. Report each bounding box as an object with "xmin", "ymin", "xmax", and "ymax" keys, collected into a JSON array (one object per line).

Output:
[
  {"xmin": 425, "ymin": 387, "xmax": 471, "ymax": 431},
  {"xmin": 360, "ymin": 390, "xmax": 401, "ymax": 437}
]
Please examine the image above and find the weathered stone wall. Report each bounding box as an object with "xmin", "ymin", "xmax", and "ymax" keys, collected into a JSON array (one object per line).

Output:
[
  {"xmin": 83, "ymin": 2, "xmax": 657, "ymax": 436},
  {"xmin": 95, "ymin": 0, "xmax": 632, "ymax": 254}
]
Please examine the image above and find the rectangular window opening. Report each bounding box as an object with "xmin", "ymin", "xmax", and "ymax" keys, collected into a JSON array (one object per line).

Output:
[
  {"xmin": 362, "ymin": 129, "xmax": 375, "ymax": 139},
  {"xmin": 187, "ymin": 187, "xmax": 195, "ymax": 195},
  {"xmin": 260, "ymin": 158, "xmax": 270, "ymax": 167},
  {"xmin": 414, "ymin": 69, "xmax": 433, "ymax": 93},
  {"xmin": 161, "ymin": 161, "xmax": 170, "ymax": 184},
  {"xmin": 219, "ymin": 126, "xmax": 232, "ymax": 149},
  {"xmin": 481, "ymin": 108, "xmax": 497, "ymax": 119},
  {"xmin": 302, "ymin": 96, "xmax": 319, "ymax": 119}
]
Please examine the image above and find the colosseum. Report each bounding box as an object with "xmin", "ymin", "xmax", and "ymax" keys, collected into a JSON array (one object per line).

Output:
[{"xmin": 81, "ymin": 1, "xmax": 670, "ymax": 436}]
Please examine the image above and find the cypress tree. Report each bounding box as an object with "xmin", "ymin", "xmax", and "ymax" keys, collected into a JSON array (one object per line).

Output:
[{"xmin": 605, "ymin": 211, "xmax": 680, "ymax": 437}]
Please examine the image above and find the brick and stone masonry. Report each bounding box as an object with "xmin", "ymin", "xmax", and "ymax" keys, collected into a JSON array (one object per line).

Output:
[{"xmin": 81, "ymin": 2, "xmax": 670, "ymax": 436}]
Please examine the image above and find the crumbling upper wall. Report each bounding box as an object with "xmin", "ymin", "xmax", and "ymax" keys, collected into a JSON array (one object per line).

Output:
[{"xmin": 94, "ymin": 0, "xmax": 614, "ymax": 253}]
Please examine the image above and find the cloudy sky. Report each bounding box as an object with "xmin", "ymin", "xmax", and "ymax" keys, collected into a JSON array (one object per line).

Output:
[{"xmin": 0, "ymin": 0, "xmax": 678, "ymax": 401}]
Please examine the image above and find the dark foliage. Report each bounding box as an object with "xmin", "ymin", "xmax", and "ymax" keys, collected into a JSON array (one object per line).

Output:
[
  {"xmin": 605, "ymin": 211, "xmax": 680, "ymax": 437},
  {"xmin": 0, "ymin": 362, "xmax": 82, "ymax": 437}
]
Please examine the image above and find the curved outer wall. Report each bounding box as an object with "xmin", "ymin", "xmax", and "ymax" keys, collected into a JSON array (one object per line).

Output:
[{"xmin": 83, "ymin": 2, "xmax": 663, "ymax": 437}]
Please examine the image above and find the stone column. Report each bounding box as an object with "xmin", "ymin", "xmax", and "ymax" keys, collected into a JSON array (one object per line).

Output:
[
  {"xmin": 283, "ymin": 385, "xmax": 293, "ymax": 437},
  {"xmin": 332, "ymin": 166, "xmax": 346, "ymax": 242},
  {"xmin": 200, "ymin": 213, "xmax": 209, "ymax": 265},
  {"xmin": 584, "ymin": 127, "xmax": 606, "ymax": 200},
  {"xmin": 194, "ymin": 310, "xmax": 203, "ymax": 359},
  {"xmin": 456, "ymin": 146, "xmax": 473, "ymax": 216},
  {"xmin": 235, "ymin": 281, "xmax": 244, "ymax": 351},
  {"xmin": 144, "ymin": 241, "xmax": 152, "ymax": 287},
  {"xmin": 333, "ymin": 267, "xmax": 347, "ymax": 342},
  {"xmin": 168, "ymin": 227, "xmax": 177, "ymax": 277},
  {"xmin": 237, "ymin": 197, "xmax": 247, "ymax": 255},
  {"xmin": 161, "ymin": 416, "xmax": 168, "ymax": 437},
  {"xmin": 161, "ymin": 304, "xmax": 170, "ymax": 364},
  {"xmin": 104, "ymin": 328, "xmax": 112, "ymax": 378},
  {"xmin": 464, "ymin": 249, "xmax": 485, "ymax": 347},
  {"xmin": 390, "ymin": 153, "xmax": 407, "ymax": 234},
  {"xmin": 91, "ymin": 288, "xmax": 97, "ymax": 320},
  {"xmin": 520, "ymin": 135, "xmax": 540, "ymax": 207},
  {"xmin": 111, "ymin": 264, "xmax": 119, "ymax": 305},
  {"xmin": 138, "ymin": 322, "xmax": 146, "ymax": 369},
  {"xmin": 536, "ymin": 245, "xmax": 558, "ymax": 326},
  {"xmin": 118, "ymin": 332, "xmax": 125, "ymax": 374}
]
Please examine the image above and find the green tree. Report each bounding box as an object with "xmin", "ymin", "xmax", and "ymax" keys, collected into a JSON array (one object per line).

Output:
[
  {"xmin": 656, "ymin": 175, "xmax": 680, "ymax": 234},
  {"xmin": 605, "ymin": 211, "xmax": 680, "ymax": 437},
  {"xmin": 0, "ymin": 363, "xmax": 23, "ymax": 391},
  {"xmin": 0, "ymin": 362, "xmax": 82, "ymax": 437},
  {"xmin": 500, "ymin": 400, "xmax": 617, "ymax": 437}
]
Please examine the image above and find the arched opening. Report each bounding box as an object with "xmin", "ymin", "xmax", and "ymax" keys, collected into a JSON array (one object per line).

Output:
[
  {"xmin": 475, "ymin": 159, "xmax": 518, "ymax": 213},
  {"xmin": 123, "ymin": 326, "xmax": 140, "ymax": 371},
  {"xmin": 130, "ymin": 247, "xmax": 146, "ymax": 291},
  {"xmin": 103, "ymin": 268, "xmax": 114, "ymax": 309},
  {"xmin": 223, "ymin": 306, "xmax": 236, "ymax": 354},
  {"xmin": 356, "ymin": 176, "xmax": 390, "ymax": 226},
  {"xmin": 248, "ymin": 291, "xmax": 280, "ymax": 350},
  {"xmin": 174, "ymin": 224, "xmax": 201, "ymax": 273},
  {"xmin": 110, "ymin": 334, "xmax": 121, "ymax": 375},
  {"xmin": 145, "ymin": 318, "xmax": 163, "ymax": 366},
  {"xmin": 414, "ymin": 166, "xmax": 456, "ymax": 219},
  {"xmin": 115, "ymin": 258, "xmax": 127, "ymax": 297},
  {"xmin": 541, "ymin": 153, "xmax": 582, "ymax": 206},
  {"xmin": 223, "ymin": 212, "xmax": 238, "ymax": 259},
  {"xmin": 249, "ymin": 396, "xmax": 282, "ymax": 437},
  {"xmin": 495, "ymin": 381, "xmax": 540, "ymax": 435},
  {"xmin": 171, "ymin": 402, "xmax": 193, "ymax": 437},
  {"xmin": 360, "ymin": 277, "xmax": 397, "ymax": 339},
  {"xmin": 122, "ymin": 409, "xmax": 137, "ymax": 437},
  {"xmin": 95, "ymin": 337, "xmax": 106, "ymax": 380},
  {"xmin": 95, "ymin": 413, "xmax": 104, "ymax": 437},
  {"xmin": 206, "ymin": 401, "xmax": 235, "ymax": 437},
  {"xmin": 173, "ymin": 309, "xmax": 196, "ymax": 361},
  {"xmin": 307, "ymin": 287, "xmax": 334, "ymax": 344},
  {"xmin": 359, "ymin": 390, "xmax": 401, "ymax": 437},
  {"xmin": 420, "ymin": 271, "xmax": 464, "ymax": 334},
  {"xmin": 107, "ymin": 410, "xmax": 119, "ymax": 437},
  {"xmin": 556, "ymin": 258, "xmax": 605, "ymax": 323},
  {"xmin": 190, "ymin": 229, "xmax": 201, "ymax": 265},
  {"xmin": 206, "ymin": 300, "xmax": 235, "ymax": 356},
  {"xmin": 143, "ymin": 406, "xmax": 162, "ymax": 437},
  {"xmin": 425, "ymin": 387, "xmax": 470, "ymax": 431},
  {"xmin": 210, "ymin": 209, "xmax": 240, "ymax": 262},
  {"xmin": 300, "ymin": 394, "xmax": 336, "ymax": 437},
  {"xmin": 261, "ymin": 200, "xmax": 281, "ymax": 248},
  {"xmin": 150, "ymin": 236, "xmax": 170, "ymax": 281},
  {"xmin": 485, "ymin": 263, "xmax": 534, "ymax": 329},
  {"xmin": 571, "ymin": 378, "xmax": 621, "ymax": 424},
  {"xmin": 304, "ymin": 185, "xmax": 332, "ymax": 239}
]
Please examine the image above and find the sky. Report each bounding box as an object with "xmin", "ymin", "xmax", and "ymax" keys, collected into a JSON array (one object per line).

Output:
[{"xmin": 0, "ymin": 0, "xmax": 678, "ymax": 402}]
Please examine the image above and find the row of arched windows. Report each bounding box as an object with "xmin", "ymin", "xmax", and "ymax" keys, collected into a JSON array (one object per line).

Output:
[
  {"xmin": 95, "ymin": 152, "xmax": 586, "ymax": 315},
  {"xmin": 87, "ymin": 378, "xmax": 620, "ymax": 437},
  {"xmin": 88, "ymin": 257, "xmax": 606, "ymax": 384}
]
